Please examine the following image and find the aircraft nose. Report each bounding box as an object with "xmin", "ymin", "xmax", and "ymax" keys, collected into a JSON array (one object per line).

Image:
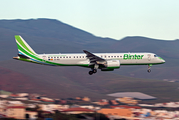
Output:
[
  {"xmin": 159, "ymin": 57, "xmax": 165, "ymax": 63},
  {"xmin": 161, "ymin": 59, "xmax": 165, "ymax": 63}
]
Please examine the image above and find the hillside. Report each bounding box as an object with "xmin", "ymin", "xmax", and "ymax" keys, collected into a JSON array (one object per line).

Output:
[
  {"xmin": 0, "ymin": 18, "xmax": 179, "ymax": 101},
  {"xmin": 0, "ymin": 60, "xmax": 179, "ymax": 102},
  {"xmin": 0, "ymin": 19, "xmax": 116, "ymax": 54}
]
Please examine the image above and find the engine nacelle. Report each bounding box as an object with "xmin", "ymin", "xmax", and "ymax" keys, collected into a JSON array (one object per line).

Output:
[
  {"xmin": 100, "ymin": 60, "xmax": 120, "ymax": 71},
  {"xmin": 106, "ymin": 60, "xmax": 120, "ymax": 69}
]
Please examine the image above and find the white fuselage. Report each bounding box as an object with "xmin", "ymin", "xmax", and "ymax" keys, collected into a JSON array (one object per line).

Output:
[
  {"xmin": 38, "ymin": 52, "xmax": 165, "ymax": 66},
  {"xmin": 14, "ymin": 35, "xmax": 165, "ymax": 74}
]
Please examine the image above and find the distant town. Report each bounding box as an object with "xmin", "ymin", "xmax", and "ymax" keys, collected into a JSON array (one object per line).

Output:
[{"xmin": 0, "ymin": 90, "xmax": 179, "ymax": 120}]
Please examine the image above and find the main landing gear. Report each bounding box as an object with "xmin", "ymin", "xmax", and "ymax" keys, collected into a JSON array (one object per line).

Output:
[
  {"xmin": 89, "ymin": 64, "xmax": 98, "ymax": 75},
  {"xmin": 147, "ymin": 65, "xmax": 151, "ymax": 73}
]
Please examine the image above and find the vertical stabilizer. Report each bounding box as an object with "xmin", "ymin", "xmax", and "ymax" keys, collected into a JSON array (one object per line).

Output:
[{"xmin": 15, "ymin": 35, "xmax": 37, "ymax": 57}]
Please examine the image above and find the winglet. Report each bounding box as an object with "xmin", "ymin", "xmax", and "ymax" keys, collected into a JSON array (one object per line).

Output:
[
  {"xmin": 83, "ymin": 50, "xmax": 88, "ymax": 54},
  {"xmin": 83, "ymin": 50, "xmax": 91, "ymax": 57}
]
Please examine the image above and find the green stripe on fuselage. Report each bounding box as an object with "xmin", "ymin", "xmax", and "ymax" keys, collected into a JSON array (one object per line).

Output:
[{"xmin": 17, "ymin": 43, "xmax": 90, "ymax": 67}]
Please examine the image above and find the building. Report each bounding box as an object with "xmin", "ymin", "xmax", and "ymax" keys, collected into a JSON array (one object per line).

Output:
[
  {"xmin": 61, "ymin": 107, "xmax": 95, "ymax": 114},
  {"xmin": 110, "ymin": 105, "xmax": 141, "ymax": 109},
  {"xmin": 26, "ymin": 111, "xmax": 38, "ymax": 119},
  {"xmin": 6, "ymin": 106, "xmax": 26, "ymax": 119},
  {"xmin": 17, "ymin": 93, "xmax": 29, "ymax": 97},
  {"xmin": 82, "ymin": 97, "xmax": 91, "ymax": 102},
  {"xmin": 97, "ymin": 108, "xmax": 133, "ymax": 118},
  {"xmin": 39, "ymin": 104, "xmax": 64, "ymax": 111},
  {"xmin": 117, "ymin": 97, "xmax": 139, "ymax": 105},
  {"xmin": 7, "ymin": 101, "xmax": 24, "ymax": 106}
]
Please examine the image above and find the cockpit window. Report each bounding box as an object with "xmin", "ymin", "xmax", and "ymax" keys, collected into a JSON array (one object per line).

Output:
[{"xmin": 154, "ymin": 54, "xmax": 159, "ymax": 57}]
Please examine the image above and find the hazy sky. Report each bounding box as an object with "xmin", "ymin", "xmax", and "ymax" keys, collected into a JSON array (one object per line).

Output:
[{"xmin": 1, "ymin": 0, "xmax": 179, "ymax": 40}]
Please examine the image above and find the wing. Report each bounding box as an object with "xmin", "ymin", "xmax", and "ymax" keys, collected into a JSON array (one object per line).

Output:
[{"xmin": 83, "ymin": 50, "xmax": 105, "ymax": 63}]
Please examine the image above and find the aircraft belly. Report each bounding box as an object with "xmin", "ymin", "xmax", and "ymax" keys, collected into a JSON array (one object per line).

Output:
[
  {"xmin": 52, "ymin": 59, "xmax": 89, "ymax": 66},
  {"xmin": 55, "ymin": 60, "xmax": 78, "ymax": 64}
]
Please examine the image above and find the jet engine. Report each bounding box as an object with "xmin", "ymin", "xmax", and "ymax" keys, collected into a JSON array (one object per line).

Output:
[{"xmin": 101, "ymin": 60, "xmax": 120, "ymax": 71}]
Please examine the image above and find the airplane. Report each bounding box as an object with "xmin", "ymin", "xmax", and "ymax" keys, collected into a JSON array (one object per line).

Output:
[{"xmin": 13, "ymin": 35, "xmax": 165, "ymax": 75}]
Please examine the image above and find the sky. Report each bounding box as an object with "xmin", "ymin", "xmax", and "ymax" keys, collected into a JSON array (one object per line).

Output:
[{"xmin": 1, "ymin": 0, "xmax": 179, "ymax": 40}]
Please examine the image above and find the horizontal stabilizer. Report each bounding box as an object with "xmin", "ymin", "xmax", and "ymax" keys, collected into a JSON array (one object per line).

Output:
[{"xmin": 18, "ymin": 54, "xmax": 30, "ymax": 59}]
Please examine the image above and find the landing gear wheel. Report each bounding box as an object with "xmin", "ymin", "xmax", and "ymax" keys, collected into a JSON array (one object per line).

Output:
[
  {"xmin": 89, "ymin": 71, "xmax": 93, "ymax": 75},
  {"xmin": 93, "ymin": 69, "xmax": 97, "ymax": 73},
  {"xmin": 147, "ymin": 69, "xmax": 151, "ymax": 73}
]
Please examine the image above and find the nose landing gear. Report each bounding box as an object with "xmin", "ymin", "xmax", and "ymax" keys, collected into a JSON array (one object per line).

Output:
[{"xmin": 147, "ymin": 65, "xmax": 152, "ymax": 73}]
